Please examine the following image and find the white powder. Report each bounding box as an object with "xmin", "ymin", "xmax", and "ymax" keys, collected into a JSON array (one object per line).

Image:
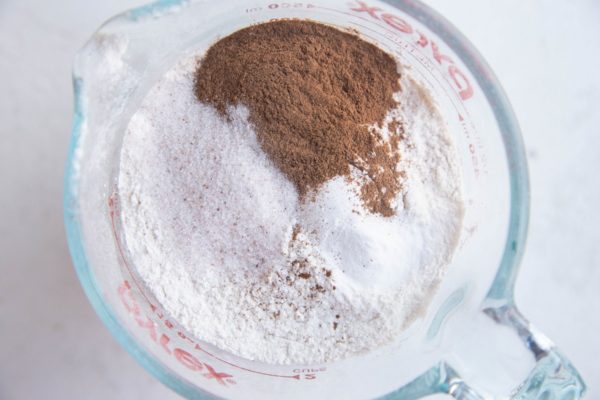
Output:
[{"xmin": 118, "ymin": 54, "xmax": 464, "ymax": 364}]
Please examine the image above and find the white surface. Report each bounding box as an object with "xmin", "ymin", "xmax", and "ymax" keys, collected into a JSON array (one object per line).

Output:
[{"xmin": 0, "ymin": 0, "xmax": 598, "ymax": 399}]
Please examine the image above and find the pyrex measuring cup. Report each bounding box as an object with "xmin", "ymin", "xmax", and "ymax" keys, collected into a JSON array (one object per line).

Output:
[{"xmin": 64, "ymin": 0, "xmax": 586, "ymax": 398}]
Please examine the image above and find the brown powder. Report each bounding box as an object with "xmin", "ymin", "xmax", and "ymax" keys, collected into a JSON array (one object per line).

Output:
[{"xmin": 195, "ymin": 20, "xmax": 403, "ymax": 216}]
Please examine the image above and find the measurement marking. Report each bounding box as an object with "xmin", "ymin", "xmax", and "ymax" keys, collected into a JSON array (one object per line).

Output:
[
  {"xmin": 194, "ymin": 345, "xmax": 301, "ymax": 380},
  {"xmin": 314, "ymin": 5, "xmax": 375, "ymax": 24}
]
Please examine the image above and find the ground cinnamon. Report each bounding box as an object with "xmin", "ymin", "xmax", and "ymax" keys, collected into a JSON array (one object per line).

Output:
[{"xmin": 195, "ymin": 20, "xmax": 403, "ymax": 216}]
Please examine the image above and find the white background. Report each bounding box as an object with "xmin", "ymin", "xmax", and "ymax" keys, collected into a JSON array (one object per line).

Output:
[{"xmin": 0, "ymin": 0, "xmax": 598, "ymax": 399}]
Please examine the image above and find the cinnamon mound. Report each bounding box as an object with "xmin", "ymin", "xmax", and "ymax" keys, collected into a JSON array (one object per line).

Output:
[{"xmin": 194, "ymin": 20, "xmax": 402, "ymax": 216}]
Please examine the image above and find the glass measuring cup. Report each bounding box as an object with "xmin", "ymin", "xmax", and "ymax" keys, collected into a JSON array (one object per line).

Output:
[{"xmin": 63, "ymin": 0, "xmax": 586, "ymax": 398}]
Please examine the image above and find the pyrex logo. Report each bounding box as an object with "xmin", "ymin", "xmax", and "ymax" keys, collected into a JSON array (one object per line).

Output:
[
  {"xmin": 350, "ymin": 1, "xmax": 474, "ymax": 101},
  {"xmin": 117, "ymin": 281, "xmax": 236, "ymax": 387}
]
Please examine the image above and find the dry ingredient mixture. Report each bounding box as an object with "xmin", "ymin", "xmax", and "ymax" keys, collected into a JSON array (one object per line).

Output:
[
  {"xmin": 118, "ymin": 20, "xmax": 465, "ymax": 364},
  {"xmin": 195, "ymin": 21, "xmax": 402, "ymax": 216}
]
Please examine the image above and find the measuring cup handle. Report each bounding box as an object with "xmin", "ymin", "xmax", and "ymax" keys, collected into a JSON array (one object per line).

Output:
[{"xmin": 382, "ymin": 303, "xmax": 586, "ymax": 399}]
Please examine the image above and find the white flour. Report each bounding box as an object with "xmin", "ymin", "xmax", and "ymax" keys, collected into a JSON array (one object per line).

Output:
[{"xmin": 118, "ymin": 55, "xmax": 464, "ymax": 364}]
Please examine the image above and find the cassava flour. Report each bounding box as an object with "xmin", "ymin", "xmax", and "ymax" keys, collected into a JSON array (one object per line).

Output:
[{"xmin": 118, "ymin": 50, "xmax": 464, "ymax": 364}]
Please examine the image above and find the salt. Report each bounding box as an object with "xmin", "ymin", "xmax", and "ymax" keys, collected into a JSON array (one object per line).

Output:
[{"xmin": 118, "ymin": 54, "xmax": 465, "ymax": 364}]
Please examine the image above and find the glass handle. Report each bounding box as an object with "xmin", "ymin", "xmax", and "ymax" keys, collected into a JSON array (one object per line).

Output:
[
  {"xmin": 485, "ymin": 304, "xmax": 586, "ymax": 399},
  {"xmin": 383, "ymin": 304, "xmax": 586, "ymax": 399}
]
